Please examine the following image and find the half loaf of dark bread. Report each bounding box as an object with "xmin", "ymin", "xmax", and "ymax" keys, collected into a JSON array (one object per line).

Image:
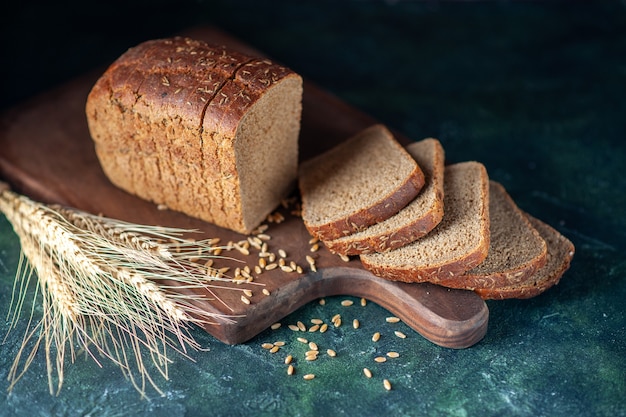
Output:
[{"xmin": 86, "ymin": 36, "xmax": 303, "ymax": 234}]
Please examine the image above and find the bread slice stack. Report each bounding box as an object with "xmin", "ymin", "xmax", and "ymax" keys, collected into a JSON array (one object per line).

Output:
[{"xmin": 298, "ymin": 124, "xmax": 575, "ymax": 299}]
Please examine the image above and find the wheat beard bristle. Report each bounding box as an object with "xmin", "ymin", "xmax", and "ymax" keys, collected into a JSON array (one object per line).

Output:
[{"xmin": 0, "ymin": 188, "xmax": 238, "ymax": 397}]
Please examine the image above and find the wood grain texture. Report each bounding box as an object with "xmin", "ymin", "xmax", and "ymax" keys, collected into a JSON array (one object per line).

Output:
[{"xmin": 0, "ymin": 25, "xmax": 488, "ymax": 349}]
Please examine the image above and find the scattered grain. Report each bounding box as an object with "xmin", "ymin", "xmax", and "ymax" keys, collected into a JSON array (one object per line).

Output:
[
  {"xmin": 278, "ymin": 249, "xmax": 287, "ymax": 258},
  {"xmin": 386, "ymin": 352, "xmax": 400, "ymax": 358},
  {"xmin": 243, "ymin": 289, "xmax": 253, "ymax": 298},
  {"xmin": 386, "ymin": 316, "xmax": 401, "ymax": 323},
  {"xmin": 341, "ymin": 300, "xmax": 354, "ymax": 307},
  {"xmin": 360, "ymin": 298, "xmax": 367, "ymax": 306},
  {"xmin": 235, "ymin": 245, "xmax": 250, "ymax": 256},
  {"xmin": 372, "ymin": 332, "xmax": 381, "ymax": 342},
  {"xmin": 319, "ymin": 323, "xmax": 328, "ymax": 333},
  {"xmin": 326, "ymin": 349, "xmax": 336, "ymax": 357},
  {"xmin": 269, "ymin": 345, "xmax": 280, "ymax": 354},
  {"xmin": 318, "ymin": 298, "xmax": 326, "ymax": 306},
  {"xmin": 311, "ymin": 318, "xmax": 324, "ymax": 325},
  {"xmin": 262, "ymin": 288, "xmax": 271, "ymax": 296},
  {"xmin": 394, "ymin": 331, "xmax": 407, "ymax": 339},
  {"xmin": 285, "ymin": 355, "xmax": 293, "ymax": 365},
  {"xmin": 287, "ymin": 365, "xmax": 295, "ymax": 375},
  {"xmin": 240, "ymin": 295, "xmax": 251, "ymax": 305},
  {"xmin": 308, "ymin": 342, "xmax": 318, "ymax": 351},
  {"xmin": 383, "ymin": 379, "xmax": 392, "ymax": 391},
  {"xmin": 308, "ymin": 324, "xmax": 320, "ymax": 333},
  {"xmin": 288, "ymin": 324, "xmax": 300, "ymax": 332},
  {"xmin": 297, "ymin": 321, "xmax": 306, "ymax": 331},
  {"xmin": 353, "ymin": 319, "xmax": 360, "ymax": 329},
  {"xmin": 374, "ymin": 357, "xmax": 387, "ymax": 363},
  {"xmin": 270, "ymin": 323, "xmax": 281, "ymax": 330},
  {"xmin": 265, "ymin": 263, "xmax": 278, "ymax": 271},
  {"xmin": 363, "ymin": 368, "xmax": 372, "ymax": 378},
  {"xmin": 310, "ymin": 243, "xmax": 320, "ymax": 252},
  {"xmin": 303, "ymin": 374, "xmax": 315, "ymax": 380},
  {"xmin": 297, "ymin": 337, "xmax": 308, "ymax": 344},
  {"xmin": 261, "ymin": 343, "xmax": 274, "ymax": 350}
]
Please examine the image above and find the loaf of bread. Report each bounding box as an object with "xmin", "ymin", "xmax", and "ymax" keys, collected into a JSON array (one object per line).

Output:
[
  {"xmin": 437, "ymin": 181, "xmax": 548, "ymax": 290},
  {"xmin": 298, "ymin": 124, "xmax": 425, "ymax": 241},
  {"xmin": 86, "ymin": 37, "xmax": 303, "ymax": 234},
  {"xmin": 360, "ymin": 161, "xmax": 490, "ymax": 283},
  {"xmin": 323, "ymin": 138, "xmax": 445, "ymax": 255}
]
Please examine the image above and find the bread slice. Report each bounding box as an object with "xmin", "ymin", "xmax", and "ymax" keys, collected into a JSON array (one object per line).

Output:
[
  {"xmin": 323, "ymin": 138, "xmax": 445, "ymax": 255},
  {"xmin": 87, "ymin": 37, "xmax": 303, "ymax": 234},
  {"xmin": 475, "ymin": 214, "xmax": 574, "ymax": 299},
  {"xmin": 298, "ymin": 124, "xmax": 425, "ymax": 241},
  {"xmin": 437, "ymin": 181, "xmax": 548, "ymax": 290},
  {"xmin": 360, "ymin": 161, "xmax": 490, "ymax": 283}
]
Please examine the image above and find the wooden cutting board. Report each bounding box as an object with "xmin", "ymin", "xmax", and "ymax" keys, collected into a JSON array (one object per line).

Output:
[{"xmin": 0, "ymin": 26, "xmax": 488, "ymax": 349}]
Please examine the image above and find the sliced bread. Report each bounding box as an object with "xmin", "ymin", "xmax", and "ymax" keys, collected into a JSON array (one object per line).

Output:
[
  {"xmin": 437, "ymin": 181, "xmax": 548, "ymax": 290},
  {"xmin": 323, "ymin": 138, "xmax": 445, "ymax": 255},
  {"xmin": 475, "ymin": 214, "xmax": 575, "ymax": 300},
  {"xmin": 298, "ymin": 124, "xmax": 425, "ymax": 241},
  {"xmin": 360, "ymin": 161, "xmax": 490, "ymax": 283}
]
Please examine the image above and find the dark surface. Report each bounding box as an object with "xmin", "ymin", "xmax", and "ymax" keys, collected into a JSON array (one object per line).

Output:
[{"xmin": 1, "ymin": 1, "xmax": 625, "ymax": 416}]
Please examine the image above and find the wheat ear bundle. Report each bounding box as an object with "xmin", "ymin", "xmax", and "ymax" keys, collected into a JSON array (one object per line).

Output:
[{"xmin": 0, "ymin": 182, "xmax": 242, "ymax": 397}]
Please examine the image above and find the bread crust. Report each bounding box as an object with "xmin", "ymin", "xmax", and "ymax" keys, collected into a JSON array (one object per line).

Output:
[
  {"xmin": 359, "ymin": 162, "xmax": 490, "ymax": 283},
  {"xmin": 299, "ymin": 124, "xmax": 425, "ymax": 241},
  {"xmin": 305, "ymin": 170, "xmax": 425, "ymax": 241},
  {"xmin": 437, "ymin": 181, "xmax": 548, "ymax": 290},
  {"xmin": 361, "ymin": 242, "xmax": 490, "ymax": 284},
  {"xmin": 475, "ymin": 214, "xmax": 574, "ymax": 300},
  {"xmin": 323, "ymin": 139, "xmax": 445, "ymax": 255},
  {"xmin": 86, "ymin": 37, "xmax": 302, "ymax": 234}
]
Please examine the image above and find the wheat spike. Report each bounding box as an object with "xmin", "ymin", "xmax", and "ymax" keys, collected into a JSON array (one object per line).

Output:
[{"xmin": 0, "ymin": 185, "xmax": 244, "ymax": 397}]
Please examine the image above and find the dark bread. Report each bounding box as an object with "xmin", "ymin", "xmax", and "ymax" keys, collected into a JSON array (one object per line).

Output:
[
  {"xmin": 437, "ymin": 181, "xmax": 548, "ymax": 290},
  {"xmin": 323, "ymin": 138, "xmax": 445, "ymax": 255},
  {"xmin": 298, "ymin": 124, "xmax": 425, "ymax": 241},
  {"xmin": 86, "ymin": 37, "xmax": 303, "ymax": 234},
  {"xmin": 475, "ymin": 214, "xmax": 575, "ymax": 299},
  {"xmin": 359, "ymin": 161, "xmax": 490, "ymax": 283}
]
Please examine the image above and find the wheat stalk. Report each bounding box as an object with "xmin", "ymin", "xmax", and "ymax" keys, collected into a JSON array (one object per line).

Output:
[{"xmin": 0, "ymin": 184, "xmax": 243, "ymax": 397}]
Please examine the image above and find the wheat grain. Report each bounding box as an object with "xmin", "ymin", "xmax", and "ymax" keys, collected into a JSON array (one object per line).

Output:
[{"xmin": 0, "ymin": 187, "xmax": 240, "ymax": 397}]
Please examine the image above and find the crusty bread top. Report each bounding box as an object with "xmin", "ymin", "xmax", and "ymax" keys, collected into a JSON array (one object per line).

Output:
[
  {"xmin": 298, "ymin": 124, "xmax": 425, "ymax": 241},
  {"xmin": 360, "ymin": 161, "xmax": 490, "ymax": 283},
  {"xmin": 323, "ymin": 138, "xmax": 445, "ymax": 255},
  {"xmin": 86, "ymin": 37, "xmax": 303, "ymax": 234},
  {"xmin": 437, "ymin": 181, "xmax": 548, "ymax": 290},
  {"xmin": 475, "ymin": 213, "xmax": 575, "ymax": 300},
  {"xmin": 88, "ymin": 37, "xmax": 299, "ymax": 137}
]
